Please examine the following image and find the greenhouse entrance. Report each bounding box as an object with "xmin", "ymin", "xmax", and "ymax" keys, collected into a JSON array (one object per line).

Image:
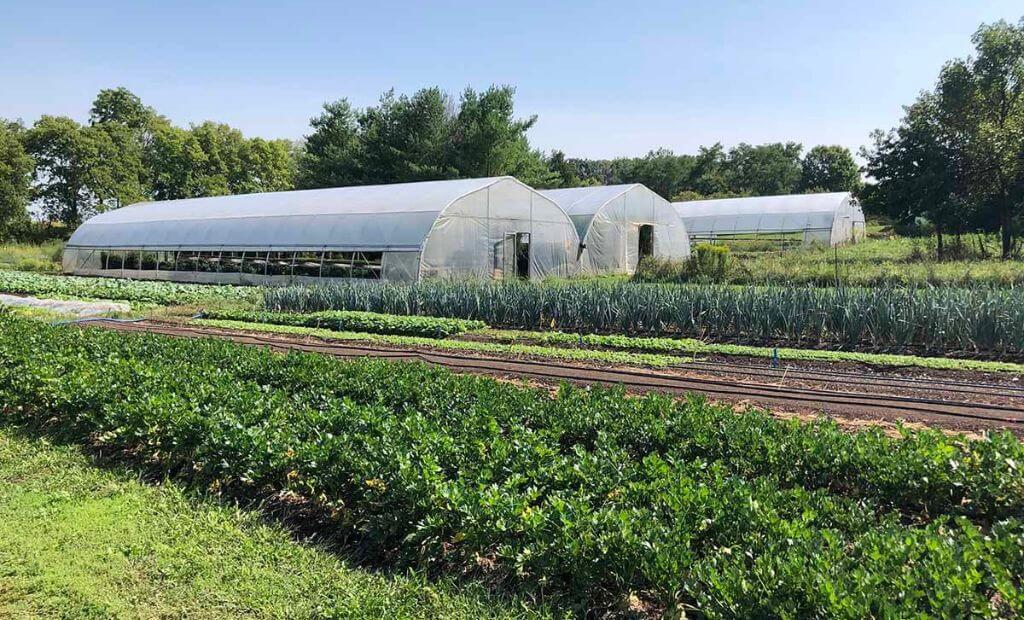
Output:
[
  {"xmin": 638, "ymin": 224, "xmax": 654, "ymax": 260},
  {"xmin": 499, "ymin": 232, "xmax": 530, "ymax": 280}
]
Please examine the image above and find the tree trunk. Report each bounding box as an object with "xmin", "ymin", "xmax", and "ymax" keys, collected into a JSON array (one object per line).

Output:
[
  {"xmin": 935, "ymin": 222, "xmax": 944, "ymax": 260},
  {"xmin": 1001, "ymin": 207, "xmax": 1013, "ymax": 259}
]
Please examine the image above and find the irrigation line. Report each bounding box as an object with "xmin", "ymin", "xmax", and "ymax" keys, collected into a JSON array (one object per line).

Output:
[{"xmin": 88, "ymin": 320, "xmax": 1024, "ymax": 429}]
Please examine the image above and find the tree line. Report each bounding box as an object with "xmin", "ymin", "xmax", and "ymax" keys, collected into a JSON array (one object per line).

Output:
[
  {"xmin": 0, "ymin": 85, "xmax": 861, "ymax": 241},
  {"xmin": 863, "ymin": 17, "xmax": 1024, "ymax": 258}
]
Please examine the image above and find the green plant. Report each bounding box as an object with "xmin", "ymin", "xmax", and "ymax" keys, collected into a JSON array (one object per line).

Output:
[
  {"xmin": 0, "ymin": 270, "xmax": 260, "ymax": 306},
  {"xmin": 264, "ymin": 280, "xmax": 1024, "ymax": 356},
  {"xmin": 1, "ymin": 314, "xmax": 1022, "ymax": 616},
  {"xmin": 204, "ymin": 309, "xmax": 486, "ymax": 338}
]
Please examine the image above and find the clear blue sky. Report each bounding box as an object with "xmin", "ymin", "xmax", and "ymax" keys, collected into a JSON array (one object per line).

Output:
[{"xmin": 1, "ymin": 1, "xmax": 1021, "ymax": 159}]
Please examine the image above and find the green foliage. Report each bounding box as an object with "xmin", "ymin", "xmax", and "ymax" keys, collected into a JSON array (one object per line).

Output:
[
  {"xmin": 1, "ymin": 315, "xmax": 1022, "ymax": 616},
  {"xmin": 724, "ymin": 141, "xmax": 804, "ymax": 196},
  {"xmin": 0, "ymin": 120, "xmax": 33, "ymax": 239},
  {"xmin": 265, "ymin": 278, "xmax": 1024, "ymax": 355},
  {"xmin": 0, "ymin": 270, "xmax": 259, "ymax": 305},
  {"xmin": 297, "ymin": 85, "xmax": 547, "ymax": 189},
  {"xmin": 205, "ymin": 308, "xmax": 485, "ymax": 338},
  {"xmin": 800, "ymin": 145, "xmax": 862, "ymax": 193},
  {"xmin": 634, "ymin": 244, "xmax": 734, "ymax": 283},
  {"xmin": 0, "ymin": 429, "xmax": 538, "ymax": 619}
]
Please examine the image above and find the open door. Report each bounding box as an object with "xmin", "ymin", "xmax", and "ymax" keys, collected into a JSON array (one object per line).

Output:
[
  {"xmin": 638, "ymin": 224, "xmax": 654, "ymax": 261},
  {"xmin": 496, "ymin": 232, "xmax": 531, "ymax": 280}
]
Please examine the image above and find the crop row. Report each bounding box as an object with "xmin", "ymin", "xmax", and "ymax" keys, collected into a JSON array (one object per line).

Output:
[
  {"xmin": 0, "ymin": 270, "xmax": 260, "ymax": 306},
  {"xmin": 0, "ymin": 313, "xmax": 1020, "ymax": 616},
  {"xmin": 264, "ymin": 280, "xmax": 1024, "ymax": 355},
  {"xmin": 203, "ymin": 309, "xmax": 485, "ymax": 338}
]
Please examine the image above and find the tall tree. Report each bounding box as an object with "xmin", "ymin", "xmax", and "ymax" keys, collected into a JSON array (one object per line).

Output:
[
  {"xmin": 725, "ymin": 142, "xmax": 804, "ymax": 196},
  {"xmin": 446, "ymin": 86, "xmax": 541, "ymax": 180},
  {"xmin": 800, "ymin": 145, "xmax": 862, "ymax": 192},
  {"xmin": 90, "ymin": 87, "xmax": 155, "ymax": 130},
  {"xmin": 296, "ymin": 99, "xmax": 362, "ymax": 189},
  {"xmin": 864, "ymin": 95, "xmax": 964, "ymax": 257},
  {"xmin": 359, "ymin": 88, "xmax": 454, "ymax": 183},
  {"xmin": 935, "ymin": 18, "xmax": 1024, "ymax": 257},
  {"xmin": 0, "ymin": 120, "xmax": 33, "ymax": 237}
]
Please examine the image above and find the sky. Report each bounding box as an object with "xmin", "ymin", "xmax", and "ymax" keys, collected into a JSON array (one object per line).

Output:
[{"xmin": 1, "ymin": 0, "xmax": 1021, "ymax": 160}]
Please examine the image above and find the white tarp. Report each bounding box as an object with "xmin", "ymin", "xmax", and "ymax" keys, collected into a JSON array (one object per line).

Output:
[
  {"xmin": 64, "ymin": 177, "xmax": 579, "ymax": 282},
  {"xmin": 672, "ymin": 192, "xmax": 865, "ymax": 246},
  {"xmin": 541, "ymin": 184, "xmax": 691, "ymax": 274}
]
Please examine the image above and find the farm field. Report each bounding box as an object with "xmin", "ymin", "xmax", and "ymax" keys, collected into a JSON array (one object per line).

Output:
[
  {"xmin": 0, "ymin": 428, "xmax": 543, "ymax": 619},
  {"xmin": 1, "ymin": 313, "xmax": 1022, "ymax": 616},
  {"xmin": 637, "ymin": 234, "xmax": 1024, "ymax": 287}
]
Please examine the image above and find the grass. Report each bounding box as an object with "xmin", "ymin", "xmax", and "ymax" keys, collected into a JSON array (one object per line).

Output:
[
  {"xmin": 193, "ymin": 317, "xmax": 1024, "ymax": 374},
  {"xmin": 654, "ymin": 233, "xmax": 1024, "ymax": 287},
  {"xmin": 0, "ymin": 241, "xmax": 63, "ymax": 273},
  {"xmin": 0, "ymin": 427, "xmax": 546, "ymax": 619}
]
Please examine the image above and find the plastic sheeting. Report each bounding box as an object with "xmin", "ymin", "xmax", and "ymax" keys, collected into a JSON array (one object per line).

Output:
[
  {"xmin": 63, "ymin": 177, "xmax": 580, "ymax": 282},
  {"xmin": 540, "ymin": 184, "xmax": 691, "ymax": 274},
  {"xmin": 673, "ymin": 192, "xmax": 865, "ymax": 247}
]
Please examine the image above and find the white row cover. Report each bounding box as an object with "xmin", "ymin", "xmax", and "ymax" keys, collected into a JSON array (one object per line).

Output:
[
  {"xmin": 540, "ymin": 184, "xmax": 691, "ymax": 274},
  {"xmin": 672, "ymin": 192, "xmax": 866, "ymax": 246},
  {"xmin": 65, "ymin": 177, "xmax": 580, "ymax": 282}
]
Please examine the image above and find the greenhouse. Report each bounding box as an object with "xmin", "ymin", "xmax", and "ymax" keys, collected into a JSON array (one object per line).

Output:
[
  {"xmin": 540, "ymin": 184, "xmax": 691, "ymax": 274},
  {"xmin": 62, "ymin": 177, "xmax": 580, "ymax": 283},
  {"xmin": 673, "ymin": 192, "xmax": 866, "ymax": 247}
]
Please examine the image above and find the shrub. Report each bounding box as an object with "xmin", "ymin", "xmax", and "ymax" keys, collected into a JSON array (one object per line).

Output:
[{"xmin": 634, "ymin": 244, "xmax": 734, "ymax": 284}]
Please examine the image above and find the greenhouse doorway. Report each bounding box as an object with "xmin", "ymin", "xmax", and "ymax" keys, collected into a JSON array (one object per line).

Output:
[
  {"xmin": 500, "ymin": 232, "xmax": 530, "ymax": 280},
  {"xmin": 638, "ymin": 224, "xmax": 654, "ymax": 260}
]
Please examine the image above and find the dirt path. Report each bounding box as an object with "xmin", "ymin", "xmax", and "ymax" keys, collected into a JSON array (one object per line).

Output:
[{"xmin": 89, "ymin": 319, "xmax": 1024, "ymax": 435}]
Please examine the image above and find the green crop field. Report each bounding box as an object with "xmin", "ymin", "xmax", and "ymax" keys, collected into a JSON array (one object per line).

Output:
[
  {"xmin": 1, "ymin": 313, "xmax": 1022, "ymax": 617},
  {"xmin": 265, "ymin": 279, "xmax": 1024, "ymax": 356}
]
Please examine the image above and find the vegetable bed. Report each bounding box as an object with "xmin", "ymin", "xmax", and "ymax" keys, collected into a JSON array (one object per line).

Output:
[
  {"xmin": 203, "ymin": 309, "xmax": 485, "ymax": 338},
  {"xmin": 0, "ymin": 314, "xmax": 1021, "ymax": 617}
]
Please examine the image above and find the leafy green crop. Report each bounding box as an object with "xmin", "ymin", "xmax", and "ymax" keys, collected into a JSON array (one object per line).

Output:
[
  {"xmin": 0, "ymin": 271, "xmax": 260, "ymax": 306},
  {"xmin": 265, "ymin": 280, "xmax": 1024, "ymax": 355},
  {"xmin": 204, "ymin": 309, "xmax": 485, "ymax": 338},
  {"xmin": 0, "ymin": 314, "xmax": 1022, "ymax": 616}
]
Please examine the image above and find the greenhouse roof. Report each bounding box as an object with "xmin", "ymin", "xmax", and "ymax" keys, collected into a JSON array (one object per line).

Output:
[{"xmin": 66, "ymin": 177, "xmax": 513, "ymax": 251}]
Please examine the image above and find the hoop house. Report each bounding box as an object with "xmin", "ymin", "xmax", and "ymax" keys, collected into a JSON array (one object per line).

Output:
[
  {"xmin": 673, "ymin": 192, "xmax": 866, "ymax": 247},
  {"xmin": 63, "ymin": 177, "xmax": 579, "ymax": 284},
  {"xmin": 540, "ymin": 184, "xmax": 691, "ymax": 274}
]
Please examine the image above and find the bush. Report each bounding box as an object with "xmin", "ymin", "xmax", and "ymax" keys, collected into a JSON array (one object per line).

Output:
[
  {"xmin": 634, "ymin": 244, "xmax": 734, "ymax": 284},
  {"xmin": 0, "ymin": 315, "xmax": 1021, "ymax": 616},
  {"xmin": 204, "ymin": 308, "xmax": 486, "ymax": 338}
]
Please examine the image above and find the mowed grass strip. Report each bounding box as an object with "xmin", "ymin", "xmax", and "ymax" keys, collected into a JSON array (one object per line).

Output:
[{"xmin": 0, "ymin": 428, "xmax": 546, "ymax": 620}]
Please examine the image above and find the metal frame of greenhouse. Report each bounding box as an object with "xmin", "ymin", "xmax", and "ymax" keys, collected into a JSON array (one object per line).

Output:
[
  {"xmin": 62, "ymin": 177, "xmax": 581, "ymax": 284},
  {"xmin": 540, "ymin": 184, "xmax": 691, "ymax": 275},
  {"xmin": 672, "ymin": 192, "xmax": 866, "ymax": 248}
]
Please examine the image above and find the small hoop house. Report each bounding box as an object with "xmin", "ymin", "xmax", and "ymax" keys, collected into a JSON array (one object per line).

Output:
[
  {"xmin": 673, "ymin": 192, "xmax": 866, "ymax": 247},
  {"xmin": 540, "ymin": 184, "xmax": 691, "ymax": 274},
  {"xmin": 63, "ymin": 177, "xmax": 579, "ymax": 283}
]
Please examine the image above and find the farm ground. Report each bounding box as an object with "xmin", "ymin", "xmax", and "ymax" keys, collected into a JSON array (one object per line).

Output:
[{"xmin": 98, "ymin": 317, "xmax": 1024, "ymax": 436}]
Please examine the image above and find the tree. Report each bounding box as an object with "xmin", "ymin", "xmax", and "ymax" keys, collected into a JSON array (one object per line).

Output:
[
  {"xmin": 90, "ymin": 87, "xmax": 156, "ymax": 130},
  {"xmin": 725, "ymin": 142, "xmax": 803, "ymax": 196},
  {"xmin": 358, "ymin": 88, "xmax": 454, "ymax": 184},
  {"xmin": 800, "ymin": 145, "xmax": 862, "ymax": 193},
  {"xmin": 0, "ymin": 120, "xmax": 33, "ymax": 238},
  {"xmin": 447, "ymin": 86, "xmax": 540, "ymax": 179},
  {"xmin": 146, "ymin": 124, "xmax": 209, "ymax": 200},
  {"xmin": 296, "ymin": 99, "xmax": 362, "ymax": 189},
  {"xmin": 935, "ymin": 18, "xmax": 1024, "ymax": 258},
  {"xmin": 863, "ymin": 95, "xmax": 964, "ymax": 257}
]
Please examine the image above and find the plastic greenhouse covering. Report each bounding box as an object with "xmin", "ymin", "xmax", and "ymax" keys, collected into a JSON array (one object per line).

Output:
[
  {"xmin": 673, "ymin": 192, "xmax": 866, "ymax": 247},
  {"xmin": 540, "ymin": 184, "xmax": 691, "ymax": 274},
  {"xmin": 63, "ymin": 177, "xmax": 580, "ymax": 283}
]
